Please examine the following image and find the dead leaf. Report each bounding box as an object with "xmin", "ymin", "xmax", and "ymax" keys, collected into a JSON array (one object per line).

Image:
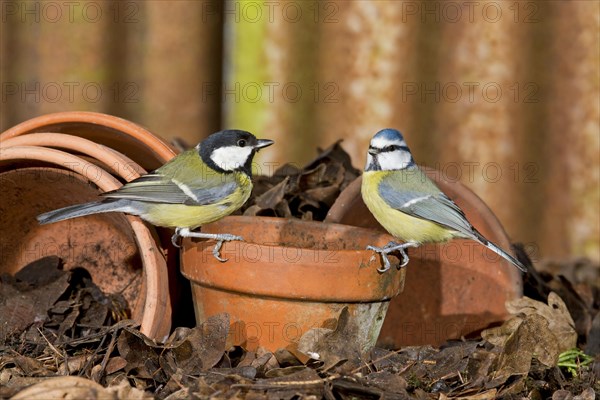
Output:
[
  {"xmin": 0, "ymin": 259, "xmax": 70, "ymax": 342},
  {"xmin": 461, "ymin": 349, "xmax": 497, "ymax": 390},
  {"xmin": 104, "ymin": 379, "xmax": 153, "ymax": 399},
  {"xmin": 58, "ymin": 355, "xmax": 90, "ymax": 375},
  {"xmin": 163, "ymin": 388, "xmax": 190, "ymax": 400},
  {"xmin": 551, "ymin": 388, "xmax": 595, "ymax": 400},
  {"xmin": 498, "ymin": 376, "xmax": 527, "ymax": 398},
  {"xmin": 425, "ymin": 341, "xmax": 478, "ymax": 381},
  {"xmin": 549, "ymin": 277, "xmax": 594, "ymax": 344},
  {"xmin": 264, "ymin": 365, "xmax": 308, "ymax": 378},
  {"xmin": 506, "ymin": 292, "xmax": 577, "ymax": 352},
  {"xmin": 13, "ymin": 356, "xmax": 52, "ymax": 377},
  {"xmin": 480, "ymin": 318, "xmax": 523, "ymax": 347},
  {"xmin": 304, "ymin": 140, "xmax": 360, "ymax": 184},
  {"xmin": 365, "ymin": 370, "xmax": 408, "ymax": 394},
  {"xmin": 249, "ymin": 351, "xmax": 275, "ymax": 377},
  {"xmin": 105, "ymin": 356, "xmax": 127, "ymax": 375},
  {"xmin": 161, "ymin": 314, "xmax": 229, "ymax": 374},
  {"xmin": 304, "ymin": 186, "xmax": 340, "ymax": 204},
  {"xmin": 255, "ymin": 177, "xmax": 289, "ymax": 209},
  {"xmin": 9, "ymin": 376, "xmax": 153, "ymax": 400},
  {"xmin": 241, "ymin": 140, "xmax": 360, "ymax": 221},
  {"xmin": 575, "ymin": 388, "xmax": 596, "ymax": 400},
  {"xmin": 482, "ymin": 293, "xmax": 579, "ymax": 386},
  {"xmin": 297, "ymin": 307, "xmax": 363, "ymax": 368},
  {"xmin": 274, "ymin": 348, "xmax": 303, "ymax": 367},
  {"xmin": 585, "ymin": 312, "xmax": 600, "ymax": 356},
  {"xmin": 439, "ymin": 388, "xmax": 497, "ymax": 399},
  {"xmin": 117, "ymin": 330, "xmax": 165, "ymax": 381},
  {"xmin": 331, "ymin": 378, "xmax": 384, "ymax": 399}
]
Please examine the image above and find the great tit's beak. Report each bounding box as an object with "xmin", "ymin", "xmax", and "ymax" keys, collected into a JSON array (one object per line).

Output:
[
  {"xmin": 368, "ymin": 146, "xmax": 380, "ymax": 155},
  {"xmin": 255, "ymin": 139, "xmax": 274, "ymax": 150}
]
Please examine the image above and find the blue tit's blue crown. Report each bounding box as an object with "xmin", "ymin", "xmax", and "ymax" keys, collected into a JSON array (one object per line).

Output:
[
  {"xmin": 366, "ymin": 128, "xmax": 414, "ymax": 171},
  {"xmin": 374, "ymin": 129, "xmax": 405, "ymax": 143}
]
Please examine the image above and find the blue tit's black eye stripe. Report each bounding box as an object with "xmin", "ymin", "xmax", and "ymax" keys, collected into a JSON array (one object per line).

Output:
[{"xmin": 379, "ymin": 144, "xmax": 407, "ymax": 153}]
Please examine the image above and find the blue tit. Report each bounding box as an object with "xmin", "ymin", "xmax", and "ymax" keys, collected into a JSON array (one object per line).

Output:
[
  {"xmin": 37, "ymin": 130, "xmax": 274, "ymax": 261},
  {"xmin": 361, "ymin": 128, "xmax": 526, "ymax": 273}
]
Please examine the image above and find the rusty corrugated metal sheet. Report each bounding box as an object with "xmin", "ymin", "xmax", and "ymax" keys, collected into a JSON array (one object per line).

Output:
[
  {"xmin": 1, "ymin": 0, "xmax": 223, "ymax": 143},
  {"xmin": 1, "ymin": 0, "xmax": 598, "ymax": 263},
  {"xmin": 139, "ymin": 1, "xmax": 223, "ymax": 144}
]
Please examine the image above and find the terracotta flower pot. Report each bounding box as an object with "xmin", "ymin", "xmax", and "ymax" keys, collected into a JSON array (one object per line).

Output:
[
  {"xmin": 325, "ymin": 172, "xmax": 523, "ymax": 347},
  {"xmin": 180, "ymin": 216, "xmax": 406, "ymax": 353},
  {"xmin": 0, "ymin": 144, "xmax": 171, "ymax": 340}
]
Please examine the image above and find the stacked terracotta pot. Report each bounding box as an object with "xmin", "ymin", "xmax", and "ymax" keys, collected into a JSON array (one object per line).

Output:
[{"xmin": 0, "ymin": 112, "xmax": 177, "ymax": 340}]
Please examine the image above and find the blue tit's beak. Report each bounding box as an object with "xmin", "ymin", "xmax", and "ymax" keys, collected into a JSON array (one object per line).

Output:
[
  {"xmin": 255, "ymin": 139, "xmax": 274, "ymax": 150},
  {"xmin": 368, "ymin": 146, "xmax": 380, "ymax": 155}
]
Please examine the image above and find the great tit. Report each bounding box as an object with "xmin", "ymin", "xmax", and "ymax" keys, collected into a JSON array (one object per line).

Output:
[
  {"xmin": 37, "ymin": 130, "xmax": 274, "ymax": 261},
  {"xmin": 361, "ymin": 128, "xmax": 526, "ymax": 273}
]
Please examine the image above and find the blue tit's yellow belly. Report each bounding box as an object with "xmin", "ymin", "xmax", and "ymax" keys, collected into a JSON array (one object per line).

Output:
[
  {"xmin": 140, "ymin": 180, "xmax": 251, "ymax": 229},
  {"xmin": 361, "ymin": 171, "xmax": 455, "ymax": 244}
]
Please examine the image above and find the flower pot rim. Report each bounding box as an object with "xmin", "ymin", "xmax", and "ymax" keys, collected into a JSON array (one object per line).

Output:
[
  {"xmin": 198, "ymin": 215, "xmax": 400, "ymax": 251},
  {"xmin": 181, "ymin": 215, "xmax": 405, "ymax": 302},
  {"xmin": 1, "ymin": 132, "xmax": 148, "ymax": 178},
  {"xmin": 0, "ymin": 111, "xmax": 177, "ymax": 165}
]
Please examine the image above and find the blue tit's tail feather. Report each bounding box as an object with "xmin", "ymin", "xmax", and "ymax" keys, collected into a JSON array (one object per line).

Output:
[
  {"xmin": 472, "ymin": 229, "xmax": 527, "ymax": 273},
  {"xmin": 37, "ymin": 199, "xmax": 132, "ymax": 225}
]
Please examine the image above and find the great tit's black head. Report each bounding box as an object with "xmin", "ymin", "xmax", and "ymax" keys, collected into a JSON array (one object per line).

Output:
[
  {"xmin": 365, "ymin": 128, "xmax": 415, "ymax": 171},
  {"xmin": 199, "ymin": 130, "xmax": 274, "ymax": 175}
]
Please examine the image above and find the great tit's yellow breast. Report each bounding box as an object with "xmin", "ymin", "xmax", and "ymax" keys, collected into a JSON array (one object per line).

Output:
[
  {"xmin": 361, "ymin": 170, "xmax": 454, "ymax": 243},
  {"xmin": 142, "ymin": 172, "xmax": 252, "ymax": 229}
]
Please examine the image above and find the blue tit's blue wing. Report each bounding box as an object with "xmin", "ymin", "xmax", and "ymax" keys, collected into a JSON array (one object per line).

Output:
[
  {"xmin": 379, "ymin": 172, "xmax": 476, "ymax": 237},
  {"xmin": 102, "ymin": 173, "xmax": 238, "ymax": 206}
]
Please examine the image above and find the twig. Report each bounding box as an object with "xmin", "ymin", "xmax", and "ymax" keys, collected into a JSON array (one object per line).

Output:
[
  {"xmin": 347, "ymin": 348, "xmax": 405, "ymax": 375},
  {"xmin": 331, "ymin": 378, "xmax": 384, "ymax": 397},
  {"xmin": 79, "ymin": 334, "xmax": 106, "ymax": 378},
  {"xmin": 232, "ymin": 349, "xmax": 414, "ymax": 391},
  {"xmin": 96, "ymin": 323, "xmax": 121, "ymax": 382},
  {"xmin": 230, "ymin": 379, "xmax": 327, "ymax": 390},
  {"xmin": 37, "ymin": 327, "xmax": 63, "ymax": 359}
]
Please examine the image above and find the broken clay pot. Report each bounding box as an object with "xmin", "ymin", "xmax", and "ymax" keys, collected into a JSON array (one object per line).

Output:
[
  {"xmin": 325, "ymin": 172, "xmax": 523, "ymax": 347},
  {"xmin": 180, "ymin": 216, "xmax": 406, "ymax": 353}
]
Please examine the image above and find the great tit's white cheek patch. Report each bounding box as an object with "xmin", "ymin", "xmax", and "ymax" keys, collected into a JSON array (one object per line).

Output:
[
  {"xmin": 370, "ymin": 136, "xmax": 407, "ymax": 149},
  {"xmin": 210, "ymin": 146, "xmax": 253, "ymax": 171},
  {"xmin": 377, "ymin": 150, "xmax": 413, "ymax": 170}
]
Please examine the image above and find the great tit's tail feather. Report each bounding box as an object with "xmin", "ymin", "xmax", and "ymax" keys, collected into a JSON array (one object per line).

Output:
[
  {"xmin": 472, "ymin": 230, "xmax": 527, "ymax": 273},
  {"xmin": 37, "ymin": 200, "xmax": 130, "ymax": 225}
]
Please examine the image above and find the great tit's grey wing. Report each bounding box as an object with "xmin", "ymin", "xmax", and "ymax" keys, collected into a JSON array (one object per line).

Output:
[
  {"xmin": 379, "ymin": 174, "xmax": 476, "ymax": 237},
  {"xmin": 102, "ymin": 173, "xmax": 238, "ymax": 206}
]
